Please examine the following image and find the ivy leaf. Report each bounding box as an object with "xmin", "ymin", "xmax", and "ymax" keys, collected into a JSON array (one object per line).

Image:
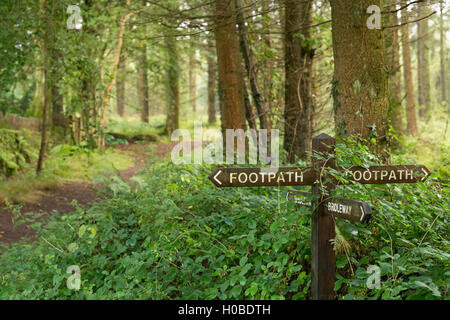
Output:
[{"xmin": 78, "ymin": 225, "xmax": 87, "ymax": 238}]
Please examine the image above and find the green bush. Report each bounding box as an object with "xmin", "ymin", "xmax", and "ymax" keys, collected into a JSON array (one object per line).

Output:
[
  {"xmin": 0, "ymin": 129, "xmax": 38, "ymax": 177},
  {"xmin": 106, "ymin": 118, "xmax": 160, "ymax": 142},
  {"xmin": 330, "ymin": 140, "xmax": 449, "ymax": 300}
]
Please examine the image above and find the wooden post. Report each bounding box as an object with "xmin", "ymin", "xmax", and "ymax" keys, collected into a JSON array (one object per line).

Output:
[{"xmin": 311, "ymin": 133, "xmax": 336, "ymax": 300}]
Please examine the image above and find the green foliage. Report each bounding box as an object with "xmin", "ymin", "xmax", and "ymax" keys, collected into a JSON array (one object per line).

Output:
[
  {"xmin": 0, "ymin": 129, "xmax": 37, "ymax": 177},
  {"xmin": 0, "ymin": 140, "xmax": 448, "ymax": 300},
  {"xmin": 0, "ymin": 1, "xmax": 38, "ymax": 115},
  {"xmin": 50, "ymin": 142, "xmax": 92, "ymax": 160},
  {"xmin": 395, "ymin": 106, "xmax": 450, "ymax": 182},
  {"xmin": 44, "ymin": 146, "xmax": 133, "ymax": 181},
  {"xmin": 105, "ymin": 135, "xmax": 129, "ymax": 146},
  {"xmin": 0, "ymin": 143, "xmax": 133, "ymax": 204},
  {"xmin": 0, "ymin": 162, "xmax": 311, "ymax": 299},
  {"xmin": 106, "ymin": 118, "xmax": 160, "ymax": 142},
  {"xmin": 329, "ymin": 140, "xmax": 449, "ymax": 300}
]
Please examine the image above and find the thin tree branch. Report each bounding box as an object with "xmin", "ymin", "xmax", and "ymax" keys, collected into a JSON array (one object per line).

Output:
[{"xmin": 383, "ymin": 11, "xmax": 436, "ymax": 29}]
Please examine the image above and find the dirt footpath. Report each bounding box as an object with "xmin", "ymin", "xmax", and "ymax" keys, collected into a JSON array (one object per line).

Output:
[{"xmin": 0, "ymin": 142, "xmax": 172, "ymax": 245}]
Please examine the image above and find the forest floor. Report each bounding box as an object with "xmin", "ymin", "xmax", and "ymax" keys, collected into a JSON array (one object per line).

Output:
[{"xmin": 0, "ymin": 141, "xmax": 180, "ymax": 245}]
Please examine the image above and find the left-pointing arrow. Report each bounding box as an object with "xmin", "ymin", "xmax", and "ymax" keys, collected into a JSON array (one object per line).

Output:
[{"xmin": 213, "ymin": 170, "xmax": 222, "ymax": 185}]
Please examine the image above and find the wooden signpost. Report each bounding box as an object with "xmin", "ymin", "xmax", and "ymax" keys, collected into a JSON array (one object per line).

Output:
[{"xmin": 208, "ymin": 133, "xmax": 431, "ymax": 300}]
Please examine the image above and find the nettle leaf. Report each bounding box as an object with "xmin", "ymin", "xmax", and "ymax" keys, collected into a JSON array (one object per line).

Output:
[
  {"xmin": 67, "ymin": 243, "xmax": 79, "ymax": 252},
  {"xmin": 359, "ymin": 256, "xmax": 370, "ymax": 265},
  {"xmin": 239, "ymin": 263, "xmax": 252, "ymax": 277},
  {"xmin": 219, "ymin": 280, "xmax": 229, "ymax": 293},
  {"xmin": 247, "ymin": 220, "xmax": 257, "ymax": 229},
  {"xmin": 230, "ymin": 285, "xmax": 242, "ymax": 298},
  {"xmin": 78, "ymin": 225, "xmax": 87, "ymax": 238},
  {"xmin": 336, "ymin": 256, "xmax": 348, "ymax": 269},
  {"xmin": 245, "ymin": 282, "xmax": 258, "ymax": 296},
  {"xmin": 412, "ymin": 281, "xmax": 441, "ymax": 297}
]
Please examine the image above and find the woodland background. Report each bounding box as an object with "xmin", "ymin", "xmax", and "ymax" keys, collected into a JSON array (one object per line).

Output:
[{"xmin": 0, "ymin": 0, "xmax": 448, "ymax": 300}]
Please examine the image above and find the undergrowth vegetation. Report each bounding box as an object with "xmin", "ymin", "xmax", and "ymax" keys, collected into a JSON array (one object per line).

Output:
[
  {"xmin": 397, "ymin": 106, "xmax": 450, "ymax": 181},
  {"xmin": 0, "ymin": 129, "xmax": 38, "ymax": 177},
  {"xmin": 106, "ymin": 117, "xmax": 162, "ymax": 142},
  {"xmin": 0, "ymin": 138, "xmax": 134, "ymax": 204},
  {"xmin": 0, "ymin": 141, "xmax": 448, "ymax": 300}
]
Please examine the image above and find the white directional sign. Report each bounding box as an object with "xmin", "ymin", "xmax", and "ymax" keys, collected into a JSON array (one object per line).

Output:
[
  {"xmin": 286, "ymin": 189, "xmax": 372, "ymax": 223},
  {"xmin": 286, "ymin": 190, "xmax": 312, "ymax": 207},
  {"xmin": 324, "ymin": 198, "xmax": 372, "ymax": 223}
]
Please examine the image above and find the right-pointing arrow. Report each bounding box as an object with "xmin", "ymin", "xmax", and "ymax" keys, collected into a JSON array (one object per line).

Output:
[
  {"xmin": 324, "ymin": 198, "xmax": 372, "ymax": 223},
  {"xmin": 421, "ymin": 167, "xmax": 429, "ymax": 182}
]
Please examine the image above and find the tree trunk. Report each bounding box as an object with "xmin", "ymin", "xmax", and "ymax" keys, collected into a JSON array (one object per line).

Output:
[
  {"xmin": 440, "ymin": 2, "xmax": 447, "ymax": 104},
  {"xmin": 137, "ymin": 43, "xmax": 150, "ymax": 123},
  {"xmin": 262, "ymin": 0, "xmax": 274, "ymax": 131},
  {"xmin": 116, "ymin": 50, "xmax": 126, "ymax": 117},
  {"xmin": 385, "ymin": 2, "xmax": 403, "ymax": 135},
  {"xmin": 264, "ymin": 35, "xmax": 274, "ymax": 130},
  {"xmin": 90, "ymin": 75, "xmax": 97, "ymax": 138},
  {"xmin": 36, "ymin": 0, "xmax": 49, "ymax": 175},
  {"xmin": 49, "ymin": 46, "xmax": 66, "ymax": 129},
  {"xmin": 214, "ymin": 0, "xmax": 247, "ymax": 145},
  {"xmin": 29, "ymin": 53, "xmax": 45, "ymax": 118},
  {"xmin": 72, "ymin": 116, "xmax": 81, "ymax": 145},
  {"xmin": 243, "ymin": 73, "xmax": 257, "ymax": 131},
  {"xmin": 330, "ymin": 0, "xmax": 390, "ymax": 158},
  {"xmin": 99, "ymin": 1, "xmax": 142, "ymax": 151},
  {"xmin": 81, "ymin": 78, "xmax": 92, "ymax": 141},
  {"xmin": 235, "ymin": 0, "xmax": 268, "ymax": 130},
  {"xmin": 284, "ymin": 0, "xmax": 314, "ymax": 162},
  {"xmin": 207, "ymin": 39, "xmax": 217, "ymax": 124},
  {"xmin": 417, "ymin": 2, "xmax": 431, "ymax": 118},
  {"xmin": 188, "ymin": 45, "xmax": 197, "ymax": 113},
  {"xmin": 51, "ymin": 86, "xmax": 63, "ymax": 124},
  {"xmin": 36, "ymin": 74, "xmax": 49, "ymax": 175},
  {"xmin": 401, "ymin": 5, "xmax": 418, "ymax": 136},
  {"xmin": 165, "ymin": 35, "xmax": 180, "ymax": 135}
]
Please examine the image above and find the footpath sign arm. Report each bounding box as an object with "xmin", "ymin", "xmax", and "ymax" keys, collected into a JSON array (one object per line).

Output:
[{"xmin": 344, "ymin": 165, "xmax": 431, "ymax": 184}]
